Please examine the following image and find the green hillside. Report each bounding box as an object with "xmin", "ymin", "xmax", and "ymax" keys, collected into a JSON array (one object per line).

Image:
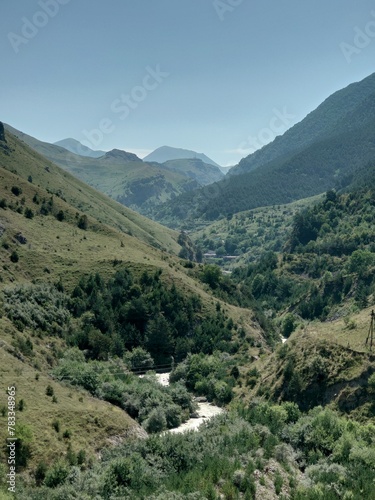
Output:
[
  {"xmin": 158, "ymin": 157, "xmax": 224, "ymax": 185},
  {"xmin": 5, "ymin": 125, "xmax": 211, "ymax": 216},
  {"xmin": 2, "ymin": 122, "xmax": 375, "ymax": 499},
  {"xmin": 231, "ymin": 71, "xmax": 375, "ymax": 176},
  {"xmin": 1, "ymin": 126, "xmax": 182, "ymax": 254},
  {"xmin": 152, "ymin": 73, "xmax": 375, "ymax": 227}
]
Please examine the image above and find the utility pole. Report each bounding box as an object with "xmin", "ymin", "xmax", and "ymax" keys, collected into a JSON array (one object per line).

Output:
[{"xmin": 365, "ymin": 310, "xmax": 374, "ymax": 351}]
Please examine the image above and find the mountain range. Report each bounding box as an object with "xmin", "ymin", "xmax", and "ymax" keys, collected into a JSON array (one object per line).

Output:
[
  {"xmin": 4, "ymin": 125, "xmax": 224, "ymax": 215},
  {"xmin": 152, "ymin": 72, "xmax": 375, "ymax": 226}
]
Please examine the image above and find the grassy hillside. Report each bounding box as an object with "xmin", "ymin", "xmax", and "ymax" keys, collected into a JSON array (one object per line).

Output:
[
  {"xmin": 5, "ymin": 125, "xmax": 213, "ymax": 216},
  {"xmin": 240, "ymin": 306, "xmax": 375, "ymax": 421},
  {"xmin": 2, "ymin": 123, "xmax": 375, "ymax": 499},
  {"xmin": 1, "ymin": 127, "xmax": 180, "ymax": 254}
]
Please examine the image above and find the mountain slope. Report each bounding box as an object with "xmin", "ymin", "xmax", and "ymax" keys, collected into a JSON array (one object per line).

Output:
[
  {"xmin": 231, "ymin": 71, "xmax": 375, "ymax": 176},
  {"xmin": 144, "ymin": 145, "xmax": 222, "ymax": 169},
  {"xmin": 160, "ymin": 158, "xmax": 224, "ymax": 185},
  {"xmin": 53, "ymin": 138, "xmax": 106, "ymax": 158},
  {"xmin": 153, "ymin": 74, "xmax": 375, "ymax": 226},
  {"xmin": 4, "ymin": 125, "xmax": 205, "ymax": 216},
  {"xmin": 1, "ymin": 124, "xmax": 181, "ymax": 254}
]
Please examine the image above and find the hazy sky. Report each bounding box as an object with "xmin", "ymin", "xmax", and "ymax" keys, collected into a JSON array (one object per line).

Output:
[{"xmin": 1, "ymin": 0, "xmax": 375, "ymax": 166}]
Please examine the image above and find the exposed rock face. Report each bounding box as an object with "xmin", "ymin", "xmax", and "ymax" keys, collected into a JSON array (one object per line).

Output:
[{"xmin": 0, "ymin": 122, "xmax": 6, "ymax": 142}]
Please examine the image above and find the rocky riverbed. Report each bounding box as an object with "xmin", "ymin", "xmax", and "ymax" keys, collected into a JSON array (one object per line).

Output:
[{"xmin": 154, "ymin": 372, "xmax": 224, "ymax": 434}]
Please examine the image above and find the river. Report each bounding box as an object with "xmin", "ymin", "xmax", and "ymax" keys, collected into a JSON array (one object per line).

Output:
[{"xmin": 146, "ymin": 372, "xmax": 224, "ymax": 434}]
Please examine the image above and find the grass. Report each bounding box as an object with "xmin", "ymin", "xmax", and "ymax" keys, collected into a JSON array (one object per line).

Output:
[
  {"xmin": 0, "ymin": 128, "xmax": 267, "ymax": 475},
  {"xmin": 4, "ymin": 124, "xmax": 209, "ymax": 216},
  {"xmin": 0, "ymin": 317, "xmax": 140, "ymax": 470},
  {"xmin": 1, "ymin": 128, "xmax": 180, "ymax": 254}
]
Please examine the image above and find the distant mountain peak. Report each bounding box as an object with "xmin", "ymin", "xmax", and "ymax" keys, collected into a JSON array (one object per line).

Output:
[
  {"xmin": 103, "ymin": 149, "xmax": 141, "ymax": 162},
  {"xmin": 54, "ymin": 138, "xmax": 106, "ymax": 158},
  {"xmin": 144, "ymin": 146, "xmax": 222, "ymax": 170}
]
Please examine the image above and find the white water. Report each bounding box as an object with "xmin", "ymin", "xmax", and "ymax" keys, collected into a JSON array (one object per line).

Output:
[{"xmin": 148, "ymin": 372, "xmax": 224, "ymax": 434}]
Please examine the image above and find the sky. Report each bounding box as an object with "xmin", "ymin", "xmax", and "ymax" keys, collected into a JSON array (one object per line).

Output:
[{"xmin": 1, "ymin": 0, "xmax": 375, "ymax": 167}]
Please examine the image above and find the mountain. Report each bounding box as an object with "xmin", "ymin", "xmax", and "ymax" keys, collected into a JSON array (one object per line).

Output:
[
  {"xmin": 102, "ymin": 148, "xmax": 141, "ymax": 162},
  {"xmin": 152, "ymin": 72, "xmax": 375, "ymax": 226},
  {"xmin": 2, "ymin": 122, "xmax": 375, "ymax": 499},
  {"xmin": 4, "ymin": 125, "xmax": 207, "ymax": 216},
  {"xmin": 53, "ymin": 138, "xmax": 106, "ymax": 158},
  {"xmin": 144, "ymin": 145, "xmax": 223, "ymax": 170},
  {"xmin": 230, "ymin": 71, "xmax": 375, "ymax": 177},
  {"xmin": 1, "ymin": 123, "xmax": 181, "ymax": 253},
  {"xmin": 160, "ymin": 158, "xmax": 224, "ymax": 185}
]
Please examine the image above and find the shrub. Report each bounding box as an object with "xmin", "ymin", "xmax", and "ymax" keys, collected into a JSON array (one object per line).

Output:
[
  {"xmin": 52, "ymin": 420, "xmax": 60, "ymax": 433},
  {"xmin": 44, "ymin": 460, "xmax": 69, "ymax": 488},
  {"xmin": 77, "ymin": 215, "xmax": 88, "ymax": 230},
  {"xmin": 14, "ymin": 422, "xmax": 33, "ymax": 469},
  {"xmin": 143, "ymin": 408, "xmax": 167, "ymax": 433},
  {"xmin": 25, "ymin": 208, "xmax": 34, "ymax": 219},
  {"xmin": 11, "ymin": 186, "xmax": 22, "ymax": 196},
  {"xmin": 46, "ymin": 385, "xmax": 54, "ymax": 397},
  {"xmin": 56, "ymin": 210, "xmax": 65, "ymax": 222},
  {"xmin": 10, "ymin": 251, "xmax": 19, "ymax": 263},
  {"xmin": 35, "ymin": 461, "xmax": 47, "ymax": 486},
  {"xmin": 124, "ymin": 347, "xmax": 154, "ymax": 370}
]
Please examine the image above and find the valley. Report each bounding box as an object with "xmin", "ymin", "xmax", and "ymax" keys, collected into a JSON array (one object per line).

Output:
[{"xmin": 1, "ymin": 72, "xmax": 375, "ymax": 500}]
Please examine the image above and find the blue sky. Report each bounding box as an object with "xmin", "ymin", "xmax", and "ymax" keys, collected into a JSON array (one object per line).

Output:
[{"xmin": 1, "ymin": 0, "xmax": 375, "ymax": 166}]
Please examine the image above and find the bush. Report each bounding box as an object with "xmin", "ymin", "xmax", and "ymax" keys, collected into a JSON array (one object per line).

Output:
[
  {"xmin": 25, "ymin": 208, "xmax": 34, "ymax": 219},
  {"xmin": 77, "ymin": 215, "xmax": 88, "ymax": 230},
  {"xmin": 46, "ymin": 385, "xmax": 54, "ymax": 397},
  {"xmin": 11, "ymin": 186, "xmax": 22, "ymax": 196},
  {"xmin": 10, "ymin": 251, "xmax": 19, "ymax": 263},
  {"xmin": 56, "ymin": 210, "xmax": 65, "ymax": 222},
  {"xmin": 143, "ymin": 408, "xmax": 167, "ymax": 433},
  {"xmin": 124, "ymin": 347, "xmax": 154, "ymax": 370},
  {"xmin": 52, "ymin": 420, "xmax": 60, "ymax": 433},
  {"xmin": 44, "ymin": 460, "xmax": 69, "ymax": 488},
  {"xmin": 35, "ymin": 461, "xmax": 47, "ymax": 486}
]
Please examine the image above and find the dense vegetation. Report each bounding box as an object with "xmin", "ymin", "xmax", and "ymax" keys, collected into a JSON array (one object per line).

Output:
[{"xmin": 12, "ymin": 402, "xmax": 375, "ymax": 499}]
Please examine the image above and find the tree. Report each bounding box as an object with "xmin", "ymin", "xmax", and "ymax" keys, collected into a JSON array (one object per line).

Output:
[
  {"xmin": 282, "ymin": 314, "xmax": 296, "ymax": 338},
  {"xmin": 200, "ymin": 264, "xmax": 222, "ymax": 289},
  {"xmin": 145, "ymin": 314, "xmax": 174, "ymax": 363}
]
